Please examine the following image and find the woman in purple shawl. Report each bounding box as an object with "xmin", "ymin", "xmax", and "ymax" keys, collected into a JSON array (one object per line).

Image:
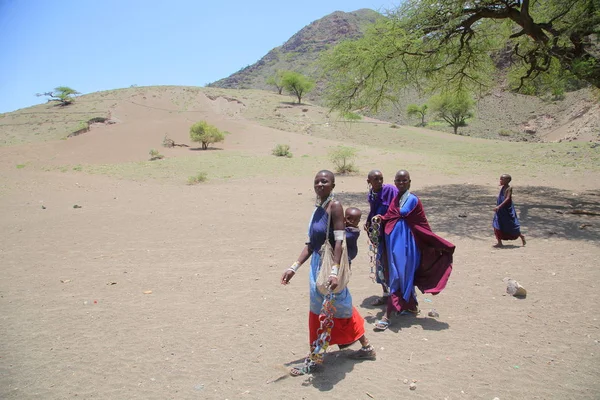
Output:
[
  {"xmin": 365, "ymin": 170, "xmax": 398, "ymax": 306},
  {"xmin": 493, "ymin": 174, "xmax": 526, "ymax": 247},
  {"xmin": 374, "ymin": 170, "xmax": 455, "ymax": 331}
]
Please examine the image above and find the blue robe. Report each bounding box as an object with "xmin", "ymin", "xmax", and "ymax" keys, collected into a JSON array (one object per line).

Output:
[
  {"xmin": 384, "ymin": 193, "xmax": 421, "ymax": 304},
  {"xmin": 492, "ymin": 187, "xmax": 522, "ymax": 239},
  {"xmin": 308, "ymin": 207, "xmax": 354, "ymax": 318}
]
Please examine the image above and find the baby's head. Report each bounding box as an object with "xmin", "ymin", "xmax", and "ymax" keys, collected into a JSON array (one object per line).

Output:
[{"xmin": 345, "ymin": 207, "xmax": 362, "ymax": 228}]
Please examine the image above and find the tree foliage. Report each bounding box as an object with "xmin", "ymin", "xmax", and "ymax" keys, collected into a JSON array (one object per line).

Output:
[
  {"xmin": 406, "ymin": 103, "xmax": 428, "ymax": 126},
  {"xmin": 266, "ymin": 70, "xmax": 286, "ymax": 94},
  {"xmin": 36, "ymin": 86, "xmax": 80, "ymax": 106},
  {"xmin": 322, "ymin": 0, "xmax": 600, "ymax": 113},
  {"xmin": 189, "ymin": 121, "xmax": 226, "ymax": 150},
  {"xmin": 281, "ymin": 71, "xmax": 315, "ymax": 104},
  {"xmin": 429, "ymin": 92, "xmax": 475, "ymax": 134}
]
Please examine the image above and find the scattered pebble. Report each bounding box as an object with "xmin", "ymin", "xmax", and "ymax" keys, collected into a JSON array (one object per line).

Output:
[
  {"xmin": 403, "ymin": 379, "xmax": 409, "ymax": 384},
  {"xmin": 73, "ymin": 204, "xmax": 82, "ymax": 209},
  {"xmin": 428, "ymin": 309, "xmax": 439, "ymax": 318},
  {"xmin": 409, "ymin": 383, "xmax": 417, "ymax": 390},
  {"xmin": 143, "ymin": 290, "xmax": 153, "ymax": 294}
]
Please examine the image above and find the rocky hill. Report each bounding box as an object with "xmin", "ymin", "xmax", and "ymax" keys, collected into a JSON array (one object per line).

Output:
[
  {"xmin": 208, "ymin": 9, "xmax": 599, "ymax": 143},
  {"xmin": 208, "ymin": 9, "xmax": 380, "ymax": 92}
]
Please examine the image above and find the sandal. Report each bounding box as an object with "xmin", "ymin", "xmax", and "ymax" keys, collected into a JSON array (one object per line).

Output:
[
  {"xmin": 371, "ymin": 296, "xmax": 388, "ymax": 306},
  {"xmin": 289, "ymin": 361, "xmax": 317, "ymax": 376},
  {"xmin": 348, "ymin": 344, "xmax": 377, "ymax": 360},
  {"xmin": 374, "ymin": 319, "xmax": 389, "ymax": 331}
]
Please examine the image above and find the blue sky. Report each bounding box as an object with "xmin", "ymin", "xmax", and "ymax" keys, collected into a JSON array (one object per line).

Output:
[{"xmin": 0, "ymin": 0, "xmax": 398, "ymax": 113}]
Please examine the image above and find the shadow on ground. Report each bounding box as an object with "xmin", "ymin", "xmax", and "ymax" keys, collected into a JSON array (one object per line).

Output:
[
  {"xmin": 275, "ymin": 349, "xmax": 375, "ymax": 391},
  {"xmin": 338, "ymin": 184, "xmax": 600, "ymax": 243}
]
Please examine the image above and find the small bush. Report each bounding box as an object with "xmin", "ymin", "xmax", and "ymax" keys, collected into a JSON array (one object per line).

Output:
[
  {"xmin": 272, "ymin": 144, "xmax": 293, "ymax": 158},
  {"xmin": 329, "ymin": 146, "xmax": 359, "ymax": 175},
  {"xmin": 390, "ymin": 124, "xmax": 399, "ymax": 129},
  {"xmin": 498, "ymin": 129, "xmax": 512, "ymax": 137},
  {"xmin": 16, "ymin": 164, "xmax": 26, "ymax": 169},
  {"xmin": 187, "ymin": 172, "xmax": 208, "ymax": 185},
  {"xmin": 342, "ymin": 112, "xmax": 362, "ymax": 121},
  {"xmin": 149, "ymin": 149, "xmax": 164, "ymax": 161}
]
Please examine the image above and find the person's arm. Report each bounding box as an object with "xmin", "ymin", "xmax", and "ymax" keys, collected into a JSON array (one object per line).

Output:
[
  {"xmin": 494, "ymin": 187, "xmax": 513, "ymax": 212},
  {"xmin": 327, "ymin": 201, "xmax": 345, "ymax": 290},
  {"xmin": 281, "ymin": 245, "xmax": 311, "ymax": 285}
]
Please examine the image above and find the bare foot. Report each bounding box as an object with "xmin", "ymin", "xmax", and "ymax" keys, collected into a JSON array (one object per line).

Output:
[
  {"xmin": 521, "ymin": 236, "xmax": 526, "ymax": 246},
  {"xmin": 493, "ymin": 243, "xmax": 503, "ymax": 248}
]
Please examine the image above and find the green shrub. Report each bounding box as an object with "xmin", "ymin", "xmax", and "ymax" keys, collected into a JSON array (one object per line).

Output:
[
  {"xmin": 149, "ymin": 149, "xmax": 164, "ymax": 161},
  {"xmin": 189, "ymin": 121, "xmax": 226, "ymax": 150},
  {"xmin": 329, "ymin": 146, "xmax": 359, "ymax": 174},
  {"xmin": 272, "ymin": 144, "xmax": 293, "ymax": 158},
  {"xmin": 187, "ymin": 172, "xmax": 208, "ymax": 185},
  {"xmin": 498, "ymin": 129, "xmax": 512, "ymax": 137},
  {"xmin": 342, "ymin": 111, "xmax": 362, "ymax": 121}
]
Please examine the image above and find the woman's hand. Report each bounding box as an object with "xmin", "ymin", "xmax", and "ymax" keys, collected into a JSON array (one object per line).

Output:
[
  {"xmin": 281, "ymin": 269, "xmax": 295, "ymax": 285},
  {"xmin": 494, "ymin": 206, "xmax": 499, "ymax": 212},
  {"xmin": 327, "ymin": 275, "xmax": 339, "ymax": 291}
]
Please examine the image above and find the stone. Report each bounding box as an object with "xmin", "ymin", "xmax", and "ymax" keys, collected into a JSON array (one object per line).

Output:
[{"xmin": 503, "ymin": 277, "xmax": 527, "ymax": 297}]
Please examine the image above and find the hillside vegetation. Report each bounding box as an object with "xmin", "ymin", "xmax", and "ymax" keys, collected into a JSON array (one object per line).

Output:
[
  {"xmin": 0, "ymin": 86, "xmax": 598, "ymax": 187},
  {"xmin": 208, "ymin": 9, "xmax": 600, "ymax": 143}
]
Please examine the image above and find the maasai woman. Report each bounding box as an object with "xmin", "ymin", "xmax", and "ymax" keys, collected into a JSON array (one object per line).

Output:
[
  {"xmin": 374, "ymin": 170, "xmax": 455, "ymax": 331},
  {"xmin": 493, "ymin": 174, "xmax": 526, "ymax": 247},
  {"xmin": 281, "ymin": 170, "xmax": 375, "ymax": 376},
  {"xmin": 364, "ymin": 170, "xmax": 398, "ymax": 306}
]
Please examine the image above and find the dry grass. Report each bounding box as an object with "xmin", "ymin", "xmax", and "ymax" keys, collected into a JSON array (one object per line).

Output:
[{"xmin": 1, "ymin": 86, "xmax": 598, "ymax": 186}]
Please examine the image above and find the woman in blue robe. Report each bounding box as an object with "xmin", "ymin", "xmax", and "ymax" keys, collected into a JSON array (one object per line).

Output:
[{"xmin": 493, "ymin": 174, "xmax": 526, "ymax": 247}]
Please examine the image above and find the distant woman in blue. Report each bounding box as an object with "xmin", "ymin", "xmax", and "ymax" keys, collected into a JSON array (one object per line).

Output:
[{"xmin": 493, "ymin": 174, "xmax": 526, "ymax": 248}]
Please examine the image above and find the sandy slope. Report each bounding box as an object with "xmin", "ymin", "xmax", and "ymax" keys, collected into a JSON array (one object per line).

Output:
[{"xmin": 1, "ymin": 89, "xmax": 599, "ymax": 400}]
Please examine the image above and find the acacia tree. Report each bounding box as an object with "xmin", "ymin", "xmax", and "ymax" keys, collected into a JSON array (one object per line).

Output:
[
  {"xmin": 281, "ymin": 71, "xmax": 314, "ymax": 104},
  {"xmin": 406, "ymin": 103, "xmax": 428, "ymax": 126},
  {"xmin": 36, "ymin": 86, "xmax": 80, "ymax": 106},
  {"xmin": 322, "ymin": 0, "xmax": 600, "ymax": 113},
  {"xmin": 429, "ymin": 92, "xmax": 474, "ymax": 135},
  {"xmin": 266, "ymin": 70, "xmax": 285, "ymax": 94},
  {"xmin": 189, "ymin": 121, "xmax": 226, "ymax": 150}
]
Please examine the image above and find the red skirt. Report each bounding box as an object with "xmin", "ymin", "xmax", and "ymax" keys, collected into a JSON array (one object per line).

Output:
[
  {"xmin": 308, "ymin": 307, "xmax": 365, "ymax": 346},
  {"xmin": 494, "ymin": 228, "xmax": 520, "ymax": 241}
]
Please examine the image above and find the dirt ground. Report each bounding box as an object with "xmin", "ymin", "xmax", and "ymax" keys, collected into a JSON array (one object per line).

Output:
[{"xmin": 1, "ymin": 89, "xmax": 599, "ymax": 399}]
